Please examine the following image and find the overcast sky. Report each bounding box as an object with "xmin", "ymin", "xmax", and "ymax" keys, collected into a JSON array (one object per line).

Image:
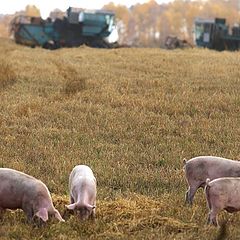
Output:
[{"xmin": 1, "ymin": 0, "xmax": 172, "ymax": 18}]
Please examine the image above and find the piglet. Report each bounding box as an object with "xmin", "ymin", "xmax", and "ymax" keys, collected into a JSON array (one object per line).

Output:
[
  {"xmin": 0, "ymin": 168, "xmax": 64, "ymax": 223},
  {"xmin": 205, "ymin": 177, "xmax": 240, "ymax": 226},
  {"xmin": 66, "ymin": 165, "xmax": 96, "ymax": 220},
  {"xmin": 184, "ymin": 156, "xmax": 240, "ymax": 205}
]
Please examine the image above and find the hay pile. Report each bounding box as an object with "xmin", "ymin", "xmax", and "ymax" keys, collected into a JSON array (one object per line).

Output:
[{"xmin": 51, "ymin": 193, "xmax": 198, "ymax": 239}]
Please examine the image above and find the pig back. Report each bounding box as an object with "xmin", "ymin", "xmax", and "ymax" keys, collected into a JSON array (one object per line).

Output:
[
  {"xmin": 69, "ymin": 165, "xmax": 95, "ymax": 186},
  {"xmin": 0, "ymin": 168, "xmax": 48, "ymax": 209},
  {"xmin": 185, "ymin": 156, "xmax": 240, "ymax": 180},
  {"xmin": 207, "ymin": 177, "xmax": 240, "ymax": 204}
]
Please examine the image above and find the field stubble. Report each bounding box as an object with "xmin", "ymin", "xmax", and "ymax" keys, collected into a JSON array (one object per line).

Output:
[{"xmin": 0, "ymin": 38, "xmax": 239, "ymax": 239}]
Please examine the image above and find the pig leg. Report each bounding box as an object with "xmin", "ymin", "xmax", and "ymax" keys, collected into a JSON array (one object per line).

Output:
[
  {"xmin": 90, "ymin": 208, "xmax": 96, "ymax": 219},
  {"xmin": 0, "ymin": 207, "xmax": 5, "ymax": 220},
  {"xmin": 208, "ymin": 208, "xmax": 219, "ymax": 226},
  {"xmin": 92, "ymin": 208, "xmax": 96, "ymax": 218},
  {"xmin": 185, "ymin": 184, "xmax": 199, "ymax": 205},
  {"xmin": 89, "ymin": 201, "xmax": 96, "ymax": 220},
  {"xmin": 92, "ymin": 201, "xmax": 96, "ymax": 217},
  {"xmin": 64, "ymin": 196, "xmax": 75, "ymax": 219},
  {"xmin": 22, "ymin": 203, "xmax": 34, "ymax": 222}
]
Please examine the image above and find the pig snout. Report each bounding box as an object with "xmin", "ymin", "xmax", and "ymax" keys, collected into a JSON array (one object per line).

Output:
[{"xmin": 66, "ymin": 203, "xmax": 95, "ymax": 220}]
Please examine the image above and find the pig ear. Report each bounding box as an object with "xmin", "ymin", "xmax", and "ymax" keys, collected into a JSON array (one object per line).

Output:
[
  {"xmin": 86, "ymin": 204, "xmax": 95, "ymax": 211},
  {"xmin": 65, "ymin": 203, "xmax": 77, "ymax": 210},
  {"xmin": 35, "ymin": 208, "xmax": 48, "ymax": 222}
]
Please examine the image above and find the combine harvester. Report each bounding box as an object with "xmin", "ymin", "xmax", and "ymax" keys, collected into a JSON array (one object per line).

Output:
[
  {"xmin": 194, "ymin": 17, "xmax": 240, "ymax": 51},
  {"xmin": 10, "ymin": 7, "xmax": 119, "ymax": 49}
]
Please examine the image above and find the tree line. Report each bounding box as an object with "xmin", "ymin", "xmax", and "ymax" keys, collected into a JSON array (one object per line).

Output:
[
  {"xmin": 0, "ymin": 0, "xmax": 239, "ymax": 47},
  {"xmin": 103, "ymin": 0, "xmax": 240, "ymax": 47}
]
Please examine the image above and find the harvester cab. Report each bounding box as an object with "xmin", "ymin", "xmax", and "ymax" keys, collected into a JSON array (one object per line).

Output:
[
  {"xmin": 194, "ymin": 17, "xmax": 240, "ymax": 51},
  {"xmin": 65, "ymin": 7, "xmax": 118, "ymax": 47}
]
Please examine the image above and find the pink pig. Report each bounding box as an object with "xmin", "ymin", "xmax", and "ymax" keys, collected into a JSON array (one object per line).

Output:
[
  {"xmin": 0, "ymin": 168, "xmax": 64, "ymax": 223},
  {"xmin": 205, "ymin": 177, "xmax": 240, "ymax": 226},
  {"xmin": 66, "ymin": 165, "xmax": 96, "ymax": 220},
  {"xmin": 184, "ymin": 156, "xmax": 240, "ymax": 205}
]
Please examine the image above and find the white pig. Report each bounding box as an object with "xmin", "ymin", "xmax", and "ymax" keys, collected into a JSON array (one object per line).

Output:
[
  {"xmin": 205, "ymin": 177, "xmax": 240, "ymax": 226},
  {"xmin": 0, "ymin": 168, "xmax": 65, "ymax": 223},
  {"xmin": 184, "ymin": 156, "xmax": 240, "ymax": 204},
  {"xmin": 66, "ymin": 165, "xmax": 96, "ymax": 220}
]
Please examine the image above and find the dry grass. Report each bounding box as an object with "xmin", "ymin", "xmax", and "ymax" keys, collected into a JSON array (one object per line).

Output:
[
  {"xmin": 0, "ymin": 58, "xmax": 17, "ymax": 90},
  {"xmin": 0, "ymin": 38, "xmax": 240, "ymax": 239}
]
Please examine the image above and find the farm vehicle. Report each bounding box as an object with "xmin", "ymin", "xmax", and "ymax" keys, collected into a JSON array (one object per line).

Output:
[
  {"xmin": 194, "ymin": 17, "xmax": 240, "ymax": 51},
  {"xmin": 10, "ymin": 7, "xmax": 119, "ymax": 49},
  {"xmin": 165, "ymin": 35, "xmax": 193, "ymax": 49}
]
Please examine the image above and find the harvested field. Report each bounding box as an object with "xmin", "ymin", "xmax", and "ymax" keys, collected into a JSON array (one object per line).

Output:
[{"xmin": 0, "ymin": 38, "xmax": 239, "ymax": 239}]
